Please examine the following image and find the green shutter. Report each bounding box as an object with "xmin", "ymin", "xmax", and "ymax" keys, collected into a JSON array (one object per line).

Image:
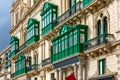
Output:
[
  {"xmin": 102, "ymin": 59, "xmax": 105, "ymax": 74},
  {"xmin": 103, "ymin": 17, "xmax": 108, "ymax": 34},
  {"xmin": 98, "ymin": 59, "xmax": 105, "ymax": 75},
  {"xmin": 51, "ymin": 73, "xmax": 54, "ymax": 80}
]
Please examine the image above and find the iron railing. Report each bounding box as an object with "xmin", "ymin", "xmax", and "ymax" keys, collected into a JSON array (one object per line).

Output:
[
  {"xmin": 42, "ymin": 57, "xmax": 51, "ymax": 67},
  {"xmin": 83, "ymin": 34, "xmax": 114, "ymax": 51},
  {"xmin": 53, "ymin": 1, "xmax": 82, "ymax": 27},
  {"xmin": 19, "ymin": 42, "xmax": 26, "ymax": 52},
  {"xmin": 27, "ymin": 64, "xmax": 39, "ymax": 72}
]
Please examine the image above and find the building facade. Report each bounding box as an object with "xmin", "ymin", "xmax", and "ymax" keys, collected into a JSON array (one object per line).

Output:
[
  {"xmin": 0, "ymin": 46, "xmax": 11, "ymax": 80},
  {"xmin": 5, "ymin": 0, "xmax": 120, "ymax": 80}
]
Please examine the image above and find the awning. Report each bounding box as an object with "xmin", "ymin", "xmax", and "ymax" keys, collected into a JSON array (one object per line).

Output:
[
  {"xmin": 65, "ymin": 73, "xmax": 77, "ymax": 80},
  {"xmin": 54, "ymin": 56, "xmax": 79, "ymax": 69}
]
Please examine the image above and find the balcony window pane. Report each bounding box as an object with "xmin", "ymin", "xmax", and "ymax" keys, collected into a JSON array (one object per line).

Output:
[
  {"xmin": 74, "ymin": 30, "xmax": 77, "ymax": 45},
  {"xmin": 80, "ymin": 34, "xmax": 85, "ymax": 43},
  {"xmin": 69, "ymin": 32, "xmax": 73, "ymax": 47}
]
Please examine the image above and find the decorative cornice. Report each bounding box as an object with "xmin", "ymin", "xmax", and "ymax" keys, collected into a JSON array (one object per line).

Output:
[
  {"xmin": 0, "ymin": 46, "xmax": 10, "ymax": 56},
  {"xmin": 89, "ymin": 68, "xmax": 118, "ymax": 79},
  {"xmin": 10, "ymin": 0, "xmax": 44, "ymax": 34}
]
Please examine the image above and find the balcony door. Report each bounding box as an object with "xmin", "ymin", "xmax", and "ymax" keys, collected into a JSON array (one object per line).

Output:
[
  {"xmin": 34, "ymin": 55, "xmax": 38, "ymax": 69},
  {"xmin": 69, "ymin": 0, "xmax": 76, "ymax": 14},
  {"xmin": 97, "ymin": 17, "xmax": 108, "ymax": 44}
]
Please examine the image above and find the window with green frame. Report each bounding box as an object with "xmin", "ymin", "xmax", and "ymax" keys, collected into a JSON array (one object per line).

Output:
[
  {"xmin": 15, "ymin": 54, "xmax": 27, "ymax": 76},
  {"xmin": 10, "ymin": 36, "xmax": 19, "ymax": 57},
  {"xmin": 52, "ymin": 24, "xmax": 88, "ymax": 62},
  {"xmin": 34, "ymin": 55, "xmax": 38, "ymax": 64},
  {"xmin": 34, "ymin": 55, "xmax": 38, "ymax": 69},
  {"xmin": 4, "ymin": 62, "xmax": 8, "ymax": 69},
  {"xmin": 26, "ymin": 18, "xmax": 39, "ymax": 46},
  {"xmin": 97, "ymin": 16, "xmax": 108, "ymax": 44},
  {"xmin": 8, "ymin": 60, "xmax": 11, "ymax": 68},
  {"xmin": 98, "ymin": 59, "xmax": 106, "ymax": 75},
  {"xmin": 69, "ymin": 0, "xmax": 76, "ymax": 14},
  {"xmin": 41, "ymin": 2, "xmax": 58, "ymax": 35},
  {"xmin": 83, "ymin": 0, "xmax": 94, "ymax": 7},
  {"xmin": 51, "ymin": 73, "xmax": 55, "ymax": 80},
  {"xmin": 4, "ymin": 53, "xmax": 8, "ymax": 61},
  {"xmin": 8, "ymin": 50, "xmax": 11, "ymax": 59},
  {"xmin": 4, "ymin": 60, "xmax": 11, "ymax": 69}
]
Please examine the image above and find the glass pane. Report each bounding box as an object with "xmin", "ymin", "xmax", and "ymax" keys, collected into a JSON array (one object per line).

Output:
[
  {"xmin": 53, "ymin": 13, "xmax": 56, "ymax": 21},
  {"xmin": 65, "ymin": 36, "xmax": 67, "ymax": 49},
  {"xmin": 36, "ymin": 28, "xmax": 38, "ymax": 35},
  {"xmin": 56, "ymin": 40, "xmax": 58, "ymax": 53},
  {"xmin": 62, "ymin": 37, "xmax": 64, "ymax": 51},
  {"xmin": 42, "ymin": 19, "xmax": 44, "ymax": 28},
  {"xmin": 74, "ymin": 30, "xmax": 77, "ymax": 45},
  {"xmin": 59, "ymin": 39, "xmax": 61, "ymax": 52},
  {"xmin": 69, "ymin": 32, "xmax": 73, "ymax": 47},
  {"xmin": 80, "ymin": 34, "xmax": 85, "ymax": 43},
  {"xmin": 50, "ymin": 13, "xmax": 52, "ymax": 23}
]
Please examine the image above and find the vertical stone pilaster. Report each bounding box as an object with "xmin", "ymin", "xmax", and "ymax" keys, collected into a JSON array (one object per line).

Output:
[
  {"xmin": 77, "ymin": 62, "xmax": 81, "ymax": 80},
  {"xmin": 73, "ymin": 64, "xmax": 77, "ymax": 78},
  {"xmin": 55, "ymin": 69, "xmax": 59, "ymax": 80},
  {"xmin": 58, "ymin": 68, "xmax": 62, "ymax": 80}
]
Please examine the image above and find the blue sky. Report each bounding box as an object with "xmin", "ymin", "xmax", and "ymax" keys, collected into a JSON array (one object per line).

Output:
[{"xmin": 0, "ymin": 0, "xmax": 12, "ymax": 52}]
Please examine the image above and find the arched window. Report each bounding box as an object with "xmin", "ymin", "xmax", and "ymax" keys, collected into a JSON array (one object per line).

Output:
[
  {"xmin": 103, "ymin": 17, "xmax": 108, "ymax": 34},
  {"xmin": 97, "ymin": 20, "xmax": 102, "ymax": 36},
  {"xmin": 96, "ymin": 14, "xmax": 108, "ymax": 36},
  {"xmin": 96, "ymin": 13, "xmax": 108, "ymax": 44}
]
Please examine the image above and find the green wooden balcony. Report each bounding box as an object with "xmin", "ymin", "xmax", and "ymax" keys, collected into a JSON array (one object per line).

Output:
[
  {"xmin": 26, "ymin": 18, "xmax": 39, "ymax": 46},
  {"xmin": 10, "ymin": 36, "xmax": 19, "ymax": 58},
  {"xmin": 52, "ymin": 43, "xmax": 83, "ymax": 62},
  {"xmin": 26, "ymin": 35, "xmax": 39, "ymax": 46},
  {"xmin": 15, "ymin": 67, "xmax": 27, "ymax": 76},
  {"xmin": 83, "ymin": 34, "xmax": 114, "ymax": 51},
  {"xmin": 10, "ymin": 42, "xmax": 27, "ymax": 58},
  {"xmin": 10, "ymin": 49, "xmax": 19, "ymax": 58},
  {"xmin": 42, "ymin": 24, "xmax": 53, "ymax": 35},
  {"xmin": 83, "ymin": 0, "xmax": 94, "ymax": 7},
  {"xmin": 52, "ymin": 24, "xmax": 88, "ymax": 62},
  {"xmin": 42, "ymin": 57, "xmax": 51, "ymax": 67}
]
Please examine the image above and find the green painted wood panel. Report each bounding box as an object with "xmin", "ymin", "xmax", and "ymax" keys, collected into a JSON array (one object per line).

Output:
[{"xmin": 52, "ymin": 24, "xmax": 88, "ymax": 62}]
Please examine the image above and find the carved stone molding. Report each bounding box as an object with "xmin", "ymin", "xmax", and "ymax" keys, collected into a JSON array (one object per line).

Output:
[{"xmin": 89, "ymin": 68, "xmax": 118, "ymax": 79}]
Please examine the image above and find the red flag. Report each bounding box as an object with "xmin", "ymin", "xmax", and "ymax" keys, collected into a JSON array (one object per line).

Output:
[
  {"xmin": 65, "ymin": 73, "xmax": 76, "ymax": 80},
  {"xmin": 26, "ymin": 57, "xmax": 29, "ymax": 65}
]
